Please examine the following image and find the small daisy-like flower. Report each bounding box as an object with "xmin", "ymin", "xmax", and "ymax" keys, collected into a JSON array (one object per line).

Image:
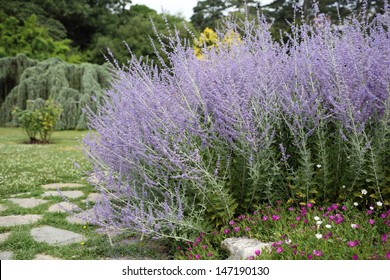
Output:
[
  {"xmin": 377, "ymin": 201, "xmax": 383, "ymax": 207},
  {"xmin": 342, "ymin": 185, "xmax": 346, "ymax": 189},
  {"xmin": 361, "ymin": 189, "xmax": 367, "ymax": 195},
  {"xmin": 316, "ymin": 164, "xmax": 321, "ymax": 168},
  {"xmin": 351, "ymin": 224, "xmax": 360, "ymax": 229},
  {"xmin": 354, "ymin": 202, "xmax": 358, "ymax": 206},
  {"xmin": 325, "ymin": 224, "xmax": 331, "ymax": 229},
  {"xmin": 272, "ymin": 215, "xmax": 280, "ymax": 221},
  {"xmin": 314, "ymin": 216, "xmax": 320, "ymax": 221},
  {"xmin": 276, "ymin": 247, "xmax": 283, "ymax": 253},
  {"xmin": 316, "ymin": 221, "xmax": 323, "ymax": 226},
  {"xmin": 285, "ymin": 239, "xmax": 292, "ymax": 244},
  {"xmin": 347, "ymin": 240, "xmax": 360, "ymax": 247},
  {"xmin": 370, "ymin": 206, "xmax": 374, "ymax": 210},
  {"xmin": 313, "ymin": 250, "xmax": 323, "ymax": 257},
  {"xmin": 223, "ymin": 228, "xmax": 230, "ymax": 234},
  {"xmin": 315, "ymin": 234, "xmax": 323, "ymax": 239}
]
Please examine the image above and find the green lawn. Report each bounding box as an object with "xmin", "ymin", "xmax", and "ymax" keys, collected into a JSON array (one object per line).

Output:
[{"xmin": 0, "ymin": 127, "xmax": 170, "ymax": 260}]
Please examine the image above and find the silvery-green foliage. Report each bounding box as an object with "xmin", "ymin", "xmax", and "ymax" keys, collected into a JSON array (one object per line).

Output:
[{"xmin": 84, "ymin": 7, "xmax": 390, "ymax": 241}]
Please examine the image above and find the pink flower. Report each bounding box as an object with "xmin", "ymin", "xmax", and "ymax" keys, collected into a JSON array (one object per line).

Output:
[
  {"xmin": 304, "ymin": 219, "xmax": 308, "ymax": 224},
  {"xmin": 202, "ymin": 245, "xmax": 208, "ymax": 250},
  {"xmin": 288, "ymin": 207, "xmax": 294, "ymax": 211},
  {"xmin": 199, "ymin": 232, "xmax": 205, "ymax": 237},
  {"xmin": 187, "ymin": 247, "xmax": 192, "ymax": 251},
  {"xmin": 369, "ymin": 219, "xmax": 375, "ymax": 225},
  {"xmin": 188, "ymin": 254, "xmax": 193, "ymax": 259},
  {"xmin": 324, "ymin": 232, "xmax": 333, "ymax": 240},
  {"xmin": 247, "ymin": 256, "xmax": 255, "ymax": 260},
  {"xmin": 308, "ymin": 254, "xmax": 313, "ymax": 260},
  {"xmin": 195, "ymin": 254, "xmax": 201, "ymax": 259},
  {"xmin": 177, "ymin": 246, "xmax": 181, "ymax": 250},
  {"xmin": 272, "ymin": 215, "xmax": 280, "ymax": 221},
  {"xmin": 195, "ymin": 237, "xmax": 202, "ymax": 243},
  {"xmin": 245, "ymin": 227, "xmax": 251, "ymax": 231},
  {"xmin": 386, "ymin": 251, "xmax": 390, "ymax": 260},
  {"xmin": 352, "ymin": 255, "xmax": 359, "ymax": 260},
  {"xmin": 313, "ymin": 250, "xmax": 323, "ymax": 257},
  {"xmin": 347, "ymin": 240, "xmax": 360, "ymax": 247},
  {"xmin": 229, "ymin": 220, "xmax": 236, "ymax": 225},
  {"xmin": 367, "ymin": 210, "xmax": 373, "ymax": 215},
  {"xmin": 331, "ymin": 204, "xmax": 339, "ymax": 210},
  {"xmin": 382, "ymin": 234, "xmax": 388, "ymax": 243},
  {"xmin": 296, "ymin": 216, "xmax": 301, "ymax": 221},
  {"xmin": 276, "ymin": 247, "xmax": 283, "ymax": 253},
  {"xmin": 351, "ymin": 224, "xmax": 360, "ymax": 229},
  {"xmin": 341, "ymin": 206, "xmax": 347, "ymax": 211},
  {"xmin": 223, "ymin": 228, "xmax": 230, "ymax": 234},
  {"xmin": 381, "ymin": 213, "xmax": 387, "ymax": 219},
  {"xmin": 262, "ymin": 216, "xmax": 268, "ymax": 221},
  {"xmin": 234, "ymin": 227, "xmax": 240, "ymax": 232},
  {"xmin": 307, "ymin": 203, "xmax": 313, "ymax": 208},
  {"xmin": 207, "ymin": 252, "xmax": 213, "ymax": 257},
  {"xmin": 255, "ymin": 250, "xmax": 261, "ymax": 256}
]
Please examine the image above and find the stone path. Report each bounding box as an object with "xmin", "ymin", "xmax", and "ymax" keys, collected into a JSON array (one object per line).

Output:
[{"xmin": 0, "ymin": 182, "xmax": 101, "ymax": 260}]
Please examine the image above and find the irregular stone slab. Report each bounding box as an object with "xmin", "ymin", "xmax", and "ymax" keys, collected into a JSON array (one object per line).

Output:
[
  {"xmin": 0, "ymin": 251, "xmax": 13, "ymax": 260},
  {"xmin": 31, "ymin": 226, "xmax": 85, "ymax": 246},
  {"xmin": 33, "ymin": 254, "xmax": 62, "ymax": 260},
  {"xmin": 66, "ymin": 209, "xmax": 96, "ymax": 225},
  {"xmin": 9, "ymin": 192, "xmax": 31, "ymax": 198},
  {"xmin": 42, "ymin": 190, "xmax": 84, "ymax": 199},
  {"xmin": 0, "ymin": 232, "xmax": 12, "ymax": 243},
  {"xmin": 0, "ymin": 215, "xmax": 43, "ymax": 227},
  {"xmin": 8, "ymin": 198, "xmax": 48, "ymax": 208},
  {"xmin": 0, "ymin": 204, "xmax": 7, "ymax": 212},
  {"xmin": 86, "ymin": 193, "xmax": 103, "ymax": 203},
  {"xmin": 41, "ymin": 183, "xmax": 84, "ymax": 190},
  {"xmin": 221, "ymin": 237, "xmax": 273, "ymax": 260},
  {"xmin": 48, "ymin": 202, "xmax": 81, "ymax": 213}
]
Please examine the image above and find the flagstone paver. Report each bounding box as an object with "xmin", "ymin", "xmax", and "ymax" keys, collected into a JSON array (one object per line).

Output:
[
  {"xmin": 0, "ymin": 251, "xmax": 13, "ymax": 260},
  {"xmin": 86, "ymin": 193, "xmax": 102, "ymax": 203},
  {"xmin": 41, "ymin": 183, "xmax": 84, "ymax": 189},
  {"xmin": 31, "ymin": 226, "xmax": 85, "ymax": 246},
  {"xmin": 0, "ymin": 215, "xmax": 43, "ymax": 227},
  {"xmin": 66, "ymin": 209, "xmax": 96, "ymax": 225},
  {"xmin": 48, "ymin": 202, "xmax": 80, "ymax": 213},
  {"xmin": 8, "ymin": 198, "xmax": 48, "ymax": 208},
  {"xmin": 33, "ymin": 253, "xmax": 63, "ymax": 260},
  {"xmin": 0, "ymin": 204, "xmax": 7, "ymax": 212},
  {"xmin": 42, "ymin": 190, "xmax": 84, "ymax": 199},
  {"xmin": 0, "ymin": 232, "xmax": 12, "ymax": 243}
]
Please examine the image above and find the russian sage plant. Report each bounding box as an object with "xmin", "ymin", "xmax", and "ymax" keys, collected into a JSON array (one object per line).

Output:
[{"xmin": 83, "ymin": 6, "xmax": 390, "ymax": 241}]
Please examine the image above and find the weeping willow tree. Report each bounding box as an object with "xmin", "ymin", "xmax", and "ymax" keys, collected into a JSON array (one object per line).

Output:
[{"xmin": 0, "ymin": 55, "xmax": 110, "ymax": 130}]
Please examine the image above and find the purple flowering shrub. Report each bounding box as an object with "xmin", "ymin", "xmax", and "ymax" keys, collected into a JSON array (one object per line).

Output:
[{"xmin": 83, "ymin": 7, "xmax": 390, "ymax": 241}]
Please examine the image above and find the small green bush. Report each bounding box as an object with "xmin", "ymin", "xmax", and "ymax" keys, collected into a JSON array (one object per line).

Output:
[{"xmin": 12, "ymin": 98, "xmax": 61, "ymax": 143}]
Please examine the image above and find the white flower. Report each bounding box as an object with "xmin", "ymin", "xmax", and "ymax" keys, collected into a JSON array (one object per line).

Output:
[
  {"xmin": 325, "ymin": 224, "xmax": 331, "ymax": 229},
  {"xmin": 361, "ymin": 189, "xmax": 367, "ymax": 195},
  {"xmin": 315, "ymin": 234, "xmax": 323, "ymax": 239},
  {"xmin": 342, "ymin": 185, "xmax": 346, "ymax": 189},
  {"xmin": 285, "ymin": 239, "xmax": 292, "ymax": 244},
  {"xmin": 316, "ymin": 164, "xmax": 322, "ymax": 168},
  {"xmin": 316, "ymin": 221, "xmax": 323, "ymax": 225},
  {"xmin": 354, "ymin": 202, "xmax": 358, "ymax": 206},
  {"xmin": 370, "ymin": 206, "xmax": 374, "ymax": 210},
  {"xmin": 377, "ymin": 201, "xmax": 383, "ymax": 207},
  {"xmin": 351, "ymin": 224, "xmax": 359, "ymax": 229},
  {"xmin": 314, "ymin": 216, "xmax": 321, "ymax": 221}
]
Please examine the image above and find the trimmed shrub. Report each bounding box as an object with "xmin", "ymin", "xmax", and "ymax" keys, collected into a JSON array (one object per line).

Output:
[
  {"xmin": 0, "ymin": 56, "xmax": 110, "ymax": 130},
  {"xmin": 83, "ymin": 7, "xmax": 390, "ymax": 241}
]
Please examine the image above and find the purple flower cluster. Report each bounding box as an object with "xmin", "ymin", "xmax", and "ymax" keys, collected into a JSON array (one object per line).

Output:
[{"xmin": 83, "ymin": 8, "xmax": 390, "ymax": 240}]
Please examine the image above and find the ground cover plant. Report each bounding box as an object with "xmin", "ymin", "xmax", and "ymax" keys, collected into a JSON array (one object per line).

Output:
[{"xmin": 83, "ymin": 3, "xmax": 390, "ymax": 259}]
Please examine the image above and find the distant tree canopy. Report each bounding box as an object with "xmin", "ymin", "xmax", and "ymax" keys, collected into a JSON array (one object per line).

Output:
[
  {"xmin": 0, "ymin": 1, "xmax": 195, "ymax": 65},
  {"xmin": 0, "ymin": 14, "xmax": 82, "ymax": 62}
]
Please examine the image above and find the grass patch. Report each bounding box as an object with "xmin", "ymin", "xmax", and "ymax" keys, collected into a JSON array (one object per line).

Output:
[{"xmin": 0, "ymin": 127, "xmax": 170, "ymax": 260}]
